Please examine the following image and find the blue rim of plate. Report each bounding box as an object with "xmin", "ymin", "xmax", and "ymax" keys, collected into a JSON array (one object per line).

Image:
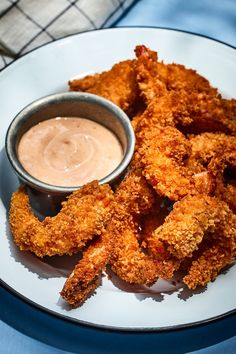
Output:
[{"xmin": 0, "ymin": 26, "xmax": 235, "ymax": 333}]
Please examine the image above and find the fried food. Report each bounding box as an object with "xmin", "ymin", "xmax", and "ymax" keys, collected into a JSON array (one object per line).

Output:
[
  {"xmin": 9, "ymin": 44, "xmax": 236, "ymax": 308},
  {"xmin": 109, "ymin": 216, "xmax": 161, "ymax": 285},
  {"xmin": 182, "ymin": 206, "xmax": 236, "ymax": 289},
  {"xmin": 145, "ymin": 194, "xmax": 236, "ymax": 287},
  {"xmin": 183, "ymin": 242, "xmax": 235, "ymax": 289},
  {"xmin": 113, "ymin": 167, "xmax": 157, "ymax": 214},
  {"xmin": 61, "ymin": 46, "xmax": 236, "ymax": 304},
  {"xmin": 134, "ymin": 45, "xmax": 218, "ymax": 100},
  {"xmin": 134, "ymin": 45, "xmax": 167, "ymax": 103},
  {"xmin": 156, "ymin": 62, "xmax": 219, "ymax": 96},
  {"xmin": 69, "ymin": 60, "xmax": 139, "ymax": 116},
  {"xmin": 134, "ymin": 45, "xmax": 236, "ymax": 136},
  {"xmin": 60, "ymin": 231, "xmax": 112, "ymax": 307},
  {"xmin": 150, "ymin": 194, "xmax": 235, "ymax": 259},
  {"xmin": 61, "ymin": 168, "xmax": 159, "ymax": 306},
  {"xmin": 188, "ymin": 132, "xmax": 236, "ymax": 212},
  {"xmin": 140, "ymin": 206, "xmax": 181, "ymax": 279},
  {"xmin": 183, "ymin": 94, "xmax": 236, "ymax": 135},
  {"xmin": 136, "ymin": 126, "xmax": 194, "ymax": 200},
  {"xmin": 108, "ymin": 169, "xmax": 162, "ymax": 285},
  {"xmin": 188, "ymin": 132, "xmax": 236, "ymax": 172},
  {"xmin": 133, "ymin": 45, "xmax": 192, "ymax": 133},
  {"xmin": 9, "ymin": 181, "xmax": 113, "ymax": 257},
  {"xmin": 132, "ymin": 91, "xmax": 192, "ymax": 139},
  {"xmin": 215, "ymin": 179, "xmax": 236, "ymax": 214}
]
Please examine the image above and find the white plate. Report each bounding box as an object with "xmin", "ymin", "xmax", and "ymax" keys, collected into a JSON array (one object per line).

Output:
[{"xmin": 0, "ymin": 27, "xmax": 235, "ymax": 331}]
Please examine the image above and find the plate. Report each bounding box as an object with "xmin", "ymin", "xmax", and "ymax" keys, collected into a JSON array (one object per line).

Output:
[{"xmin": 0, "ymin": 27, "xmax": 236, "ymax": 332}]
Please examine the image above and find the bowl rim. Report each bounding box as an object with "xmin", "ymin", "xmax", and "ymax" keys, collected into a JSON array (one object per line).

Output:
[{"xmin": 5, "ymin": 91, "xmax": 135, "ymax": 193}]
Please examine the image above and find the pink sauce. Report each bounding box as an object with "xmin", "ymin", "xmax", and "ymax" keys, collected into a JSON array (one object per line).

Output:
[{"xmin": 18, "ymin": 117, "xmax": 123, "ymax": 186}]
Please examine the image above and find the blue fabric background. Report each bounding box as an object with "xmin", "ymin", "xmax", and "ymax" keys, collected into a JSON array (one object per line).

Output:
[
  {"xmin": 117, "ymin": 0, "xmax": 236, "ymax": 47},
  {"xmin": 1, "ymin": 0, "xmax": 235, "ymax": 353}
]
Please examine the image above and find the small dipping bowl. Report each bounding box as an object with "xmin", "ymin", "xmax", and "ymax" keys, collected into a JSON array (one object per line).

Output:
[{"xmin": 5, "ymin": 92, "xmax": 135, "ymax": 214}]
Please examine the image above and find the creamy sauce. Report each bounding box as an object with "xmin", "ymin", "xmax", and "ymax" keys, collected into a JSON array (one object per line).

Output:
[{"xmin": 18, "ymin": 117, "xmax": 123, "ymax": 186}]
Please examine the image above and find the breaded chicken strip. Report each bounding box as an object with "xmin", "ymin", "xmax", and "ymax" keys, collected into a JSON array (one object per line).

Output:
[
  {"xmin": 132, "ymin": 46, "xmax": 200, "ymax": 134},
  {"xmin": 61, "ymin": 168, "xmax": 160, "ymax": 307},
  {"xmin": 136, "ymin": 126, "xmax": 195, "ymax": 200},
  {"xmin": 188, "ymin": 132, "xmax": 236, "ymax": 173},
  {"xmin": 69, "ymin": 60, "xmax": 139, "ymax": 116},
  {"xmin": 188, "ymin": 132, "xmax": 236, "ymax": 212},
  {"xmin": 156, "ymin": 61, "xmax": 219, "ymax": 97},
  {"xmin": 110, "ymin": 216, "xmax": 161, "ymax": 285},
  {"xmin": 60, "ymin": 231, "xmax": 111, "ymax": 307},
  {"xmin": 183, "ymin": 241, "xmax": 235, "ymax": 289},
  {"xmin": 112, "ymin": 167, "xmax": 157, "ymax": 215},
  {"xmin": 134, "ymin": 45, "xmax": 236, "ymax": 136},
  {"xmin": 109, "ymin": 168, "xmax": 162, "ymax": 285},
  {"xmin": 60, "ymin": 168, "xmax": 158, "ymax": 306},
  {"xmin": 134, "ymin": 45, "xmax": 218, "ymax": 101},
  {"xmin": 183, "ymin": 94, "xmax": 236, "ymax": 135},
  {"xmin": 141, "ymin": 207, "xmax": 181, "ymax": 279},
  {"xmin": 183, "ymin": 209, "xmax": 236, "ymax": 289},
  {"xmin": 133, "ymin": 90, "xmax": 236, "ymax": 139},
  {"xmin": 133, "ymin": 91, "xmax": 192, "ymax": 138},
  {"xmin": 134, "ymin": 45, "xmax": 167, "ymax": 103},
  {"xmin": 151, "ymin": 195, "xmax": 235, "ymax": 260},
  {"xmin": 9, "ymin": 181, "xmax": 113, "ymax": 257}
]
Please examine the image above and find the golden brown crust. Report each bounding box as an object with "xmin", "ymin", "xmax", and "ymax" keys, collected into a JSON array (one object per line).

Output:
[
  {"xmin": 9, "ymin": 44, "xmax": 236, "ymax": 307},
  {"xmin": 136, "ymin": 126, "xmax": 194, "ymax": 200},
  {"xmin": 61, "ymin": 168, "xmax": 159, "ymax": 306},
  {"xmin": 188, "ymin": 132, "xmax": 236, "ymax": 212},
  {"xmin": 183, "ymin": 94, "xmax": 236, "ymax": 135},
  {"xmin": 60, "ymin": 46, "xmax": 236, "ymax": 299},
  {"xmin": 134, "ymin": 45, "xmax": 236, "ymax": 136},
  {"xmin": 60, "ymin": 233, "xmax": 112, "ymax": 307},
  {"xmin": 69, "ymin": 60, "xmax": 140, "ymax": 116},
  {"xmin": 110, "ymin": 217, "xmax": 160, "ymax": 285},
  {"xmin": 183, "ymin": 242, "xmax": 235, "ymax": 289},
  {"xmin": 151, "ymin": 195, "xmax": 236, "ymax": 259},
  {"xmin": 9, "ymin": 181, "xmax": 113, "ymax": 257},
  {"xmin": 108, "ymin": 168, "xmax": 161, "ymax": 285},
  {"xmin": 156, "ymin": 62, "xmax": 219, "ymax": 96}
]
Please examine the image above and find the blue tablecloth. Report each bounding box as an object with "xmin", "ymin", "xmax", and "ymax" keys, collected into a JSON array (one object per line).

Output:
[
  {"xmin": 1, "ymin": 0, "xmax": 236, "ymax": 353},
  {"xmin": 117, "ymin": 0, "xmax": 236, "ymax": 47}
]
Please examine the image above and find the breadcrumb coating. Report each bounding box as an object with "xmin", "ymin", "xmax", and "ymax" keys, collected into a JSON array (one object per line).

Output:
[
  {"xmin": 141, "ymin": 207, "xmax": 181, "ymax": 279},
  {"xmin": 136, "ymin": 126, "xmax": 195, "ymax": 200},
  {"xmin": 183, "ymin": 94, "xmax": 236, "ymax": 135},
  {"xmin": 183, "ymin": 243, "xmax": 234, "ymax": 289},
  {"xmin": 188, "ymin": 132, "xmax": 236, "ymax": 212},
  {"xmin": 108, "ymin": 168, "xmax": 162, "ymax": 285},
  {"xmin": 134, "ymin": 45, "xmax": 218, "ymax": 101},
  {"xmin": 134, "ymin": 45, "xmax": 236, "ymax": 136},
  {"xmin": 61, "ymin": 46, "xmax": 236, "ymax": 300},
  {"xmin": 9, "ymin": 181, "xmax": 113, "ymax": 257},
  {"xmin": 69, "ymin": 60, "xmax": 139, "ymax": 116},
  {"xmin": 188, "ymin": 133, "xmax": 236, "ymax": 172},
  {"xmin": 61, "ymin": 169, "xmax": 159, "ymax": 306},
  {"xmin": 9, "ymin": 44, "xmax": 236, "ymax": 307},
  {"xmin": 110, "ymin": 216, "xmax": 160, "ymax": 285},
  {"xmin": 151, "ymin": 195, "xmax": 235, "ymax": 260},
  {"xmin": 60, "ymin": 232, "xmax": 111, "ymax": 307}
]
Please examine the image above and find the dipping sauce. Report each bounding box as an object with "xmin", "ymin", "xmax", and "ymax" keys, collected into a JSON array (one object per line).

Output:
[{"xmin": 18, "ymin": 117, "xmax": 123, "ymax": 186}]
